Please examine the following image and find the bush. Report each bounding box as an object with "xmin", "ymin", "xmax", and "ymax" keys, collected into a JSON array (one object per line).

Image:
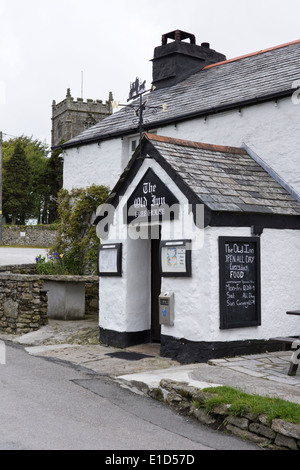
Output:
[{"xmin": 48, "ymin": 185, "xmax": 109, "ymax": 275}]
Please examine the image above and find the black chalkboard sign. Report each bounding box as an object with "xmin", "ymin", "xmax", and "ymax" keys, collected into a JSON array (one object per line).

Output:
[{"xmin": 219, "ymin": 237, "xmax": 261, "ymax": 329}]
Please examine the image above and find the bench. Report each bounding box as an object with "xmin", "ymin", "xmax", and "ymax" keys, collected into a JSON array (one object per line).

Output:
[{"xmin": 271, "ymin": 336, "xmax": 300, "ymax": 376}]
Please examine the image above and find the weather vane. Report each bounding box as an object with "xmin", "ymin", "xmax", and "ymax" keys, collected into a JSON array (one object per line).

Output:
[
  {"xmin": 113, "ymin": 77, "xmax": 168, "ymax": 158},
  {"xmin": 128, "ymin": 77, "xmax": 147, "ymax": 101}
]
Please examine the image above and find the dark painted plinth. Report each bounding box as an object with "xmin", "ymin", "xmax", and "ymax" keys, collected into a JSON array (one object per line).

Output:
[
  {"xmin": 99, "ymin": 327, "xmax": 150, "ymax": 349},
  {"xmin": 99, "ymin": 327, "xmax": 284, "ymax": 363},
  {"xmin": 160, "ymin": 335, "xmax": 283, "ymax": 364}
]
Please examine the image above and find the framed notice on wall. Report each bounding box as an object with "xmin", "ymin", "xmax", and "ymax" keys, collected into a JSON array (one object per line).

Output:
[
  {"xmin": 219, "ymin": 237, "xmax": 261, "ymax": 329},
  {"xmin": 98, "ymin": 243, "xmax": 122, "ymax": 276},
  {"xmin": 160, "ymin": 240, "xmax": 191, "ymax": 277}
]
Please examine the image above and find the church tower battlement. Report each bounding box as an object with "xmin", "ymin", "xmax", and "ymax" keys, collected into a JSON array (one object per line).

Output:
[{"xmin": 51, "ymin": 88, "xmax": 113, "ymax": 147}]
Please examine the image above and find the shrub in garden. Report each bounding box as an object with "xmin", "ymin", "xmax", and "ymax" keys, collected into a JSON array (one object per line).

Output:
[{"xmin": 36, "ymin": 185, "xmax": 109, "ymax": 275}]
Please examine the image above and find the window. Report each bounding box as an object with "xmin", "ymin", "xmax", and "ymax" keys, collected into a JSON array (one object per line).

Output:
[
  {"xmin": 125, "ymin": 131, "xmax": 157, "ymax": 162},
  {"xmin": 128, "ymin": 135, "xmax": 139, "ymax": 157},
  {"xmin": 131, "ymin": 139, "xmax": 138, "ymax": 153}
]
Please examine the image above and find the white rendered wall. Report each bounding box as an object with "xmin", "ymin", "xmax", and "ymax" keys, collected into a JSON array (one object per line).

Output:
[
  {"xmin": 162, "ymin": 226, "xmax": 300, "ymax": 343},
  {"xmin": 98, "ymin": 158, "xmax": 203, "ymax": 334},
  {"xmin": 98, "ymin": 154, "xmax": 300, "ymax": 342},
  {"xmin": 63, "ymin": 96, "xmax": 300, "ymax": 196},
  {"xmin": 156, "ymin": 97, "xmax": 300, "ymax": 195},
  {"xmin": 100, "ymin": 224, "xmax": 300, "ymax": 342},
  {"xmin": 99, "ymin": 237, "xmax": 151, "ymax": 333},
  {"xmin": 63, "ymin": 138, "xmax": 122, "ymax": 191}
]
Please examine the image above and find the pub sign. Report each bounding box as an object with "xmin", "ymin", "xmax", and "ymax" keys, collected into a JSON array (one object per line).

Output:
[{"xmin": 125, "ymin": 168, "xmax": 179, "ymax": 224}]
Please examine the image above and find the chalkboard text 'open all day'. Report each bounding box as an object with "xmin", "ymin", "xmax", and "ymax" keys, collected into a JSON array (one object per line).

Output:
[
  {"xmin": 224, "ymin": 242, "xmax": 255, "ymax": 308},
  {"xmin": 219, "ymin": 237, "xmax": 261, "ymax": 329}
]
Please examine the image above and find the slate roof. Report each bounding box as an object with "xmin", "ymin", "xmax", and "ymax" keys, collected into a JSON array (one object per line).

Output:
[
  {"xmin": 61, "ymin": 39, "xmax": 300, "ymax": 149},
  {"xmin": 145, "ymin": 134, "xmax": 300, "ymax": 216}
]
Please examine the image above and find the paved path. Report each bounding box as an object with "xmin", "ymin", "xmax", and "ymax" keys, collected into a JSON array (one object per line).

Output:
[
  {"xmin": 209, "ymin": 352, "xmax": 300, "ymax": 386},
  {"xmin": 3, "ymin": 318, "xmax": 300, "ymax": 406}
]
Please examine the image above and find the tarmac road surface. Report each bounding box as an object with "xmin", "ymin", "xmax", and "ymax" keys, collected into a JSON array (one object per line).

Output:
[
  {"xmin": 0, "ymin": 343, "xmax": 259, "ymax": 451},
  {"xmin": 0, "ymin": 247, "xmax": 48, "ymax": 266}
]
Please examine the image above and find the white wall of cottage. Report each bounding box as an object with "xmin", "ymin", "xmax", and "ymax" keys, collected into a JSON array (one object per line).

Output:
[
  {"xmin": 161, "ymin": 226, "xmax": 300, "ymax": 343},
  {"xmin": 63, "ymin": 96, "xmax": 300, "ymax": 196},
  {"xmin": 98, "ymin": 159, "xmax": 300, "ymax": 343},
  {"xmin": 62, "ymin": 137, "xmax": 123, "ymax": 191},
  {"xmin": 98, "ymin": 158, "xmax": 199, "ymax": 334},
  {"xmin": 63, "ymin": 92, "xmax": 300, "ymax": 345},
  {"xmin": 156, "ymin": 97, "xmax": 300, "ymax": 195}
]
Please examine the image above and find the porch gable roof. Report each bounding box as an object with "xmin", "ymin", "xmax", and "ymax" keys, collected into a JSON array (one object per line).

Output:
[{"xmin": 94, "ymin": 133, "xmax": 300, "ymax": 229}]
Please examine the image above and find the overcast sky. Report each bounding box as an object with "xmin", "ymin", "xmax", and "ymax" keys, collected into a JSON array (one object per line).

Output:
[{"xmin": 1, "ymin": 0, "xmax": 300, "ymax": 147}]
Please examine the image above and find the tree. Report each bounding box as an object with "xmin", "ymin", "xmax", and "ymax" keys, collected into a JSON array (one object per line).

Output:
[
  {"xmin": 2, "ymin": 135, "xmax": 63, "ymax": 224},
  {"xmin": 42, "ymin": 146, "xmax": 63, "ymax": 223},
  {"xmin": 3, "ymin": 141, "xmax": 32, "ymax": 224}
]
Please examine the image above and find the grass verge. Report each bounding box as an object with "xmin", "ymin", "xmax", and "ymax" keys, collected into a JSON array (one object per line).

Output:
[{"xmin": 196, "ymin": 386, "xmax": 300, "ymax": 424}]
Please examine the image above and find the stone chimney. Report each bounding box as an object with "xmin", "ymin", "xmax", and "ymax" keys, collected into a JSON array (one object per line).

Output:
[{"xmin": 151, "ymin": 30, "xmax": 226, "ymax": 90}]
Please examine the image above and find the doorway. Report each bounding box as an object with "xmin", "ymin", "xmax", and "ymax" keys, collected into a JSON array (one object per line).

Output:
[{"xmin": 151, "ymin": 226, "xmax": 161, "ymax": 342}]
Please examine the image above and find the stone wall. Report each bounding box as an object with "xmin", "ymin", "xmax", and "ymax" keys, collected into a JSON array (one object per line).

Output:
[
  {"xmin": 0, "ymin": 274, "xmax": 48, "ymax": 334},
  {"xmin": 0, "ymin": 264, "xmax": 37, "ymax": 274},
  {"xmin": 150, "ymin": 379, "xmax": 300, "ymax": 450},
  {"xmin": 0, "ymin": 270, "xmax": 98, "ymax": 335},
  {"xmin": 1, "ymin": 226, "xmax": 57, "ymax": 247}
]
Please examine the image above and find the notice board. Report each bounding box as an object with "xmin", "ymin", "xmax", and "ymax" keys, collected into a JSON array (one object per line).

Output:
[
  {"xmin": 219, "ymin": 237, "xmax": 261, "ymax": 329},
  {"xmin": 160, "ymin": 240, "xmax": 192, "ymax": 277},
  {"xmin": 98, "ymin": 243, "xmax": 122, "ymax": 276}
]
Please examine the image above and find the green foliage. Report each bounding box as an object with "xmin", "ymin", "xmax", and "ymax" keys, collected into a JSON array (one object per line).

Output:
[
  {"xmin": 41, "ymin": 145, "xmax": 64, "ymax": 223},
  {"xmin": 197, "ymin": 386, "xmax": 300, "ymax": 424},
  {"xmin": 50, "ymin": 185, "xmax": 109, "ymax": 275},
  {"xmin": 2, "ymin": 135, "xmax": 63, "ymax": 224},
  {"xmin": 3, "ymin": 140, "xmax": 32, "ymax": 224}
]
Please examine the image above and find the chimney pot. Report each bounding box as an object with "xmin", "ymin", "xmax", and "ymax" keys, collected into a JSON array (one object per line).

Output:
[
  {"xmin": 174, "ymin": 30, "xmax": 181, "ymax": 41},
  {"xmin": 152, "ymin": 31, "xmax": 226, "ymax": 90}
]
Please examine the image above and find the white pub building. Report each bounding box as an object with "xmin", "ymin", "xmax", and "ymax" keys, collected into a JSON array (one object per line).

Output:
[{"xmin": 58, "ymin": 30, "xmax": 300, "ymax": 362}]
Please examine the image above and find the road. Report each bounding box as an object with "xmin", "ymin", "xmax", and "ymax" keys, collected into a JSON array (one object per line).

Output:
[
  {"xmin": 0, "ymin": 247, "xmax": 48, "ymax": 266},
  {"xmin": 0, "ymin": 343, "xmax": 259, "ymax": 452}
]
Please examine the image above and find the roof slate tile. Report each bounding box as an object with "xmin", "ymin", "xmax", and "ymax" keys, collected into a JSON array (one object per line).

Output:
[
  {"xmin": 145, "ymin": 133, "xmax": 300, "ymax": 216},
  {"xmin": 61, "ymin": 40, "xmax": 300, "ymax": 148}
]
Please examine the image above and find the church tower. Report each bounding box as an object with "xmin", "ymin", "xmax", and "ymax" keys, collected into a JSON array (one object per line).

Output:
[{"xmin": 51, "ymin": 88, "xmax": 113, "ymax": 147}]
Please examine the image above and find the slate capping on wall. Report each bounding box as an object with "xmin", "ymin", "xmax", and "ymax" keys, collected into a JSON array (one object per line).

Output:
[{"xmin": 0, "ymin": 274, "xmax": 99, "ymax": 282}]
